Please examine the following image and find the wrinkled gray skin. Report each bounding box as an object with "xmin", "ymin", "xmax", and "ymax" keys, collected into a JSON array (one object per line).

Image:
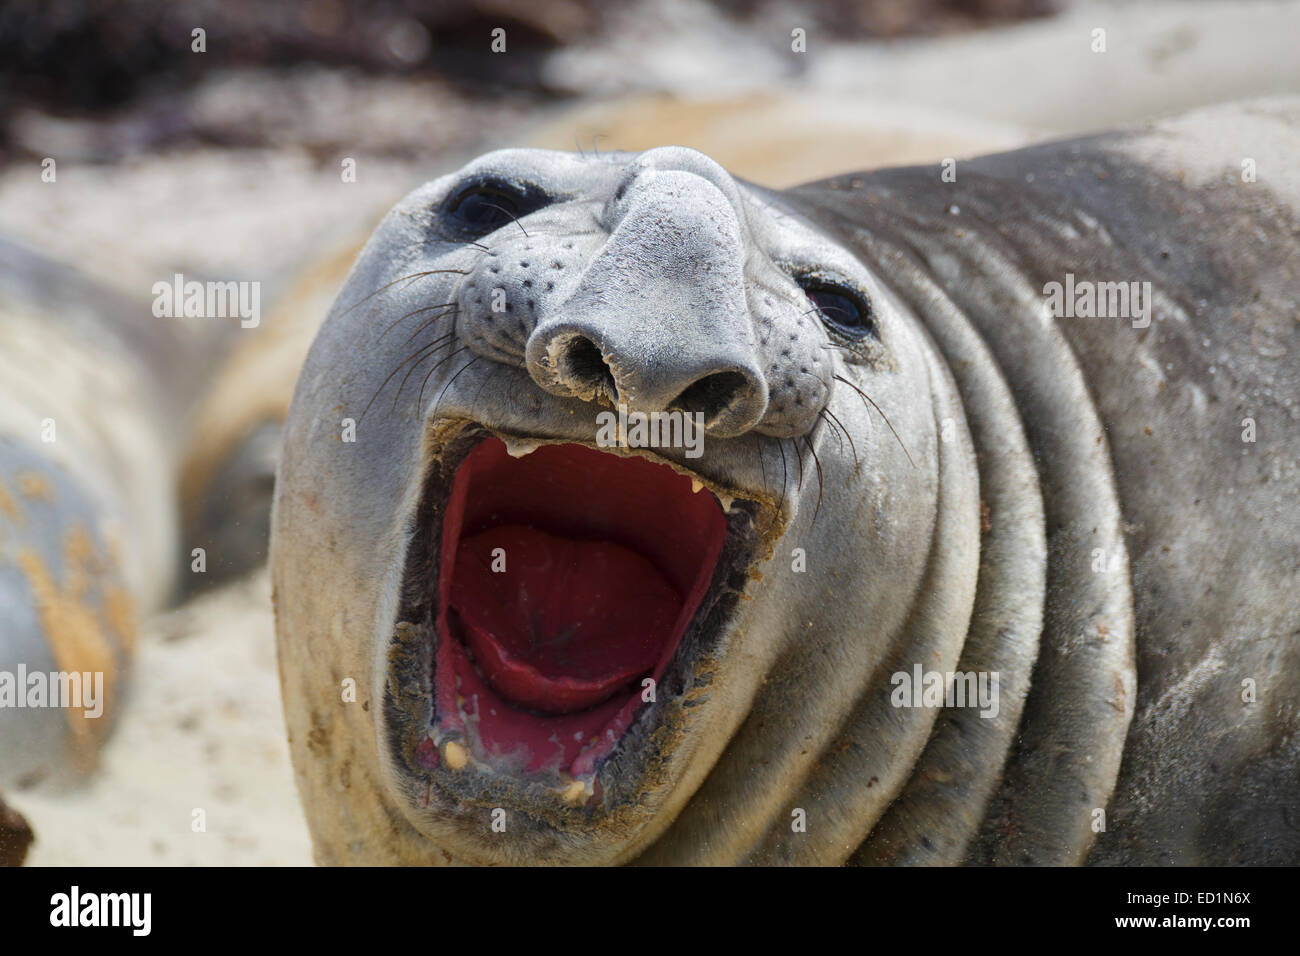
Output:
[{"xmin": 272, "ymin": 100, "xmax": 1300, "ymax": 865}]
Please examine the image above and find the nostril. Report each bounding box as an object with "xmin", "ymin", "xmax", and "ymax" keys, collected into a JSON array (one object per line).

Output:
[
  {"xmin": 560, "ymin": 336, "xmax": 618, "ymax": 402},
  {"xmin": 673, "ymin": 371, "xmax": 751, "ymax": 424}
]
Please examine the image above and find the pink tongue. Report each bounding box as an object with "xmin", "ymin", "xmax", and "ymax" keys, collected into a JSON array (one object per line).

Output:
[{"xmin": 450, "ymin": 525, "xmax": 683, "ymax": 714}]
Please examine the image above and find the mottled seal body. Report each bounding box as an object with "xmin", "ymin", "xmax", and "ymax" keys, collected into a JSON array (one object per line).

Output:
[
  {"xmin": 271, "ymin": 99, "xmax": 1300, "ymax": 865},
  {"xmin": 0, "ymin": 240, "xmax": 221, "ymax": 785}
]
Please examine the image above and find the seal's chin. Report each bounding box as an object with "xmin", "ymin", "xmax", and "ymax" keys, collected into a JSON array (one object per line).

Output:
[{"xmin": 434, "ymin": 438, "xmax": 726, "ymax": 779}]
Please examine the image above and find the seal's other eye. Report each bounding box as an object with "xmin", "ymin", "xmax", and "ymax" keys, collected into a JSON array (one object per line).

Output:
[
  {"xmin": 799, "ymin": 280, "xmax": 876, "ymax": 337},
  {"xmin": 444, "ymin": 178, "xmax": 550, "ymax": 236}
]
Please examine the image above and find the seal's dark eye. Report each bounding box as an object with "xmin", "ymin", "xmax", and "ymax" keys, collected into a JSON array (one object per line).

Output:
[
  {"xmin": 445, "ymin": 178, "xmax": 550, "ymax": 236},
  {"xmin": 799, "ymin": 280, "xmax": 875, "ymax": 337}
]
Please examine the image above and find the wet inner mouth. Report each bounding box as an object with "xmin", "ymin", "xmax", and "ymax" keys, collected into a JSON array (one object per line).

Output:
[{"xmin": 434, "ymin": 438, "xmax": 727, "ymax": 777}]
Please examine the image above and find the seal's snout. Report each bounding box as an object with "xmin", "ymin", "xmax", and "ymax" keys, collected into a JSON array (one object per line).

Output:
[
  {"xmin": 524, "ymin": 167, "xmax": 768, "ymax": 437},
  {"xmin": 526, "ymin": 323, "xmax": 765, "ymax": 436}
]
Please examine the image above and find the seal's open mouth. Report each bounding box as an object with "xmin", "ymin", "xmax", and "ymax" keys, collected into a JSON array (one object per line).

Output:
[
  {"xmin": 386, "ymin": 424, "xmax": 772, "ymax": 812},
  {"xmin": 436, "ymin": 438, "xmax": 726, "ymax": 778}
]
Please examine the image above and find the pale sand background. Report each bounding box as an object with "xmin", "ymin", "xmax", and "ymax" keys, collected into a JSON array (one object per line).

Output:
[{"xmin": 7, "ymin": 0, "xmax": 1300, "ymax": 864}]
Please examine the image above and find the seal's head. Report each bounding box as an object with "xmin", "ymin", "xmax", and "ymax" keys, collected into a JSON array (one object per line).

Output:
[{"xmin": 272, "ymin": 147, "xmax": 975, "ymax": 865}]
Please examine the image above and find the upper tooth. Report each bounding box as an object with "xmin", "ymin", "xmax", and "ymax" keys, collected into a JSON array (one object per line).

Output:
[
  {"xmin": 691, "ymin": 479, "xmax": 704, "ymax": 494},
  {"xmin": 504, "ymin": 439, "xmax": 541, "ymax": 458}
]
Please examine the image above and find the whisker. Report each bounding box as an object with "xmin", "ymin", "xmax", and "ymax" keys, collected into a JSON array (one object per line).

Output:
[
  {"xmin": 819, "ymin": 342, "xmax": 861, "ymax": 357},
  {"xmin": 776, "ymin": 435, "xmax": 789, "ymax": 503},
  {"xmin": 820, "ymin": 405, "xmax": 859, "ymax": 472},
  {"xmin": 391, "ymin": 333, "xmax": 458, "ymax": 412},
  {"xmin": 817, "ymin": 407, "xmax": 845, "ymax": 454},
  {"xmin": 377, "ymin": 301, "xmax": 456, "ymax": 341},
  {"xmin": 430, "ymin": 229, "xmax": 489, "ymax": 252},
  {"xmin": 833, "ymin": 373, "xmax": 915, "ymax": 468},
  {"xmin": 803, "ymin": 436, "xmax": 825, "ymax": 525},
  {"xmin": 360, "ymin": 331, "xmax": 455, "ymax": 422},
  {"xmin": 340, "ymin": 269, "xmax": 470, "ymax": 317},
  {"xmin": 791, "ymin": 368, "xmax": 857, "ymax": 474},
  {"xmin": 433, "ymin": 354, "xmax": 484, "ymax": 421},
  {"xmin": 417, "ymin": 344, "xmax": 473, "ymax": 412},
  {"xmin": 481, "ymin": 201, "xmax": 529, "ymax": 239},
  {"xmin": 470, "ymin": 360, "xmax": 508, "ymax": 422},
  {"xmin": 403, "ymin": 305, "xmax": 460, "ymax": 343}
]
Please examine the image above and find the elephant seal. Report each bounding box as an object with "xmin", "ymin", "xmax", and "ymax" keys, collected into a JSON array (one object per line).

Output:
[
  {"xmin": 271, "ymin": 98, "xmax": 1300, "ymax": 865},
  {"xmin": 0, "ymin": 239, "xmax": 228, "ymax": 787}
]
